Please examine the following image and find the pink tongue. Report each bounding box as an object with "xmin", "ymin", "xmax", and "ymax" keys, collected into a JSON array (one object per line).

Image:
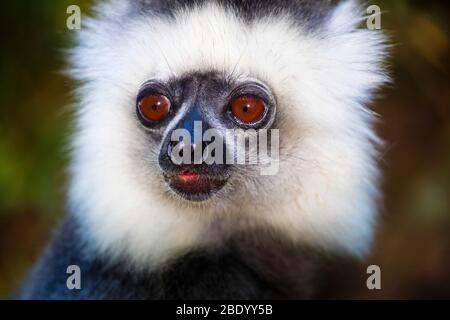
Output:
[{"xmin": 176, "ymin": 173, "xmax": 200, "ymax": 183}]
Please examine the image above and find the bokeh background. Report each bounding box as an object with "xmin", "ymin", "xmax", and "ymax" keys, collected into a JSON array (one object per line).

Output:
[{"xmin": 0, "ymin": 0, "xmax": 449, "ymax": 299}]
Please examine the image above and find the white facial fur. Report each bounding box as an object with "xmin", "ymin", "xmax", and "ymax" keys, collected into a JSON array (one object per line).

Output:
[{"xmin": 69, "ymin": 0, "xmax": 389, "ymax": 267}]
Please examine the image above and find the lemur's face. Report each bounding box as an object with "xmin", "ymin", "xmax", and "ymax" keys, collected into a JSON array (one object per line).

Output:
[
  {"xmin": 135, "ymin": 73, "xmax": 277, "ymax": 202},
  {"xmin": 69, "ymin": 0, "xmax": 388, "ymax": 265}
]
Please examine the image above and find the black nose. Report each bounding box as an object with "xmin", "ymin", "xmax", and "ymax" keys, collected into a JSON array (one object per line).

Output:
[{"xmin": 167, "ymin": 140, "xmax": 209, "ymax": 165}]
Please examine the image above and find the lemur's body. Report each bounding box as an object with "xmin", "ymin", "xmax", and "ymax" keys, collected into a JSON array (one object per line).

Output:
[
  {"xmin": 21, "ymin": 218, "xmax": 319, "ymax": 299},
  {"xmin": 20, "ymin": 0, "xmax": 388, "ymax": 299}
]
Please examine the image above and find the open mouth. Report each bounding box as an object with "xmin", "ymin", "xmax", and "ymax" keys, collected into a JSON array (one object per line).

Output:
[{"xmin": 164, "ymin": 167, "xmax": 229, "ymax": 201}]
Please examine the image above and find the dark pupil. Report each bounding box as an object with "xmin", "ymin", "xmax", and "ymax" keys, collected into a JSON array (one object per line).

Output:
[
  {"xmin": 152, "ymin": 102, "xmax": 160, "ymax": 110},
  {"xmin": 242, "ymin": 104, "xmax": 250, "ymax": 112}
]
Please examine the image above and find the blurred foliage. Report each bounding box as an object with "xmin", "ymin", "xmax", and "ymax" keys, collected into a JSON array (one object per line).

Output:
[
  {"xmin": 0, "ymin": 0, "xmax": 449, "ymax": 299},
  {"xmin": 0, "ymin": 0, "xmax": 91, "ymax": 298}
]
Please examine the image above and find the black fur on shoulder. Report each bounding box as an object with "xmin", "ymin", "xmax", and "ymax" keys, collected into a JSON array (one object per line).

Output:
[{"xmin": 19, "ymin": 216, "xmax": 325, "ymax": 299}]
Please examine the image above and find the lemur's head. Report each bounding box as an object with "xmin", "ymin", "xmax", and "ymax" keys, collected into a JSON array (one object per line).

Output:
[{"xmin": 69, "ymin": 0, "xmax": 388, "ymax": 266}]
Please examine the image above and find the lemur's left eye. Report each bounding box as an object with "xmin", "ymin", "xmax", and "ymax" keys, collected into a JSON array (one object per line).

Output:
[
  {"xmin": 138, "ymin": 95, "xmax": 171, "ymax": 122},
  {"xmin": 230, "ymin": 96, "xmax": 266, "ymax": 124}
]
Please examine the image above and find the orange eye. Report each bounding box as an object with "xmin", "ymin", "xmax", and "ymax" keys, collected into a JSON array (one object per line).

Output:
[
  {"xmin": 138, "ymin": 95, "xmax": 171, "ymax": 122},
  {"xmin": 230, "ymin": 96, "xmax": 266, "ymax": 124}
]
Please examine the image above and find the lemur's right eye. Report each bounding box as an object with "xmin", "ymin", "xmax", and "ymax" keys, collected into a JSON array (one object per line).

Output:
[{"xmin": 138, "ymin": 95, "xmax": 171, "ymax": 122}]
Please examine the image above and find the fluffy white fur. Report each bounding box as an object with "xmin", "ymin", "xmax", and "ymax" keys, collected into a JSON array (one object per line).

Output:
[{"xmin": 69, "ymin": 0, "xmax": 389, "ymax": 267}]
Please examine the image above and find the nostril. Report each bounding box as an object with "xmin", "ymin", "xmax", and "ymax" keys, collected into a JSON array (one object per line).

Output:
[
  {"xmin": 168, "ymin": 141, "xmax": 193, "ymax": 164},
  {"xmin": 167, "ymin": 140, "xmax": 182, "ymax": 159}
]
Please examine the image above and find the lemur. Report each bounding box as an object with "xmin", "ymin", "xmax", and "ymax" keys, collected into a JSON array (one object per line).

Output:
[{"xmin": 20, "ymin": 0, "xmax": 388, "ymax": 299}]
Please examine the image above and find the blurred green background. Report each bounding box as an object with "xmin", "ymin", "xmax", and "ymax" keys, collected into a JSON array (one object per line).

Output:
[{"xmin": 0, "ymin": 0, "xmax": 449, "ymax": 299}]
